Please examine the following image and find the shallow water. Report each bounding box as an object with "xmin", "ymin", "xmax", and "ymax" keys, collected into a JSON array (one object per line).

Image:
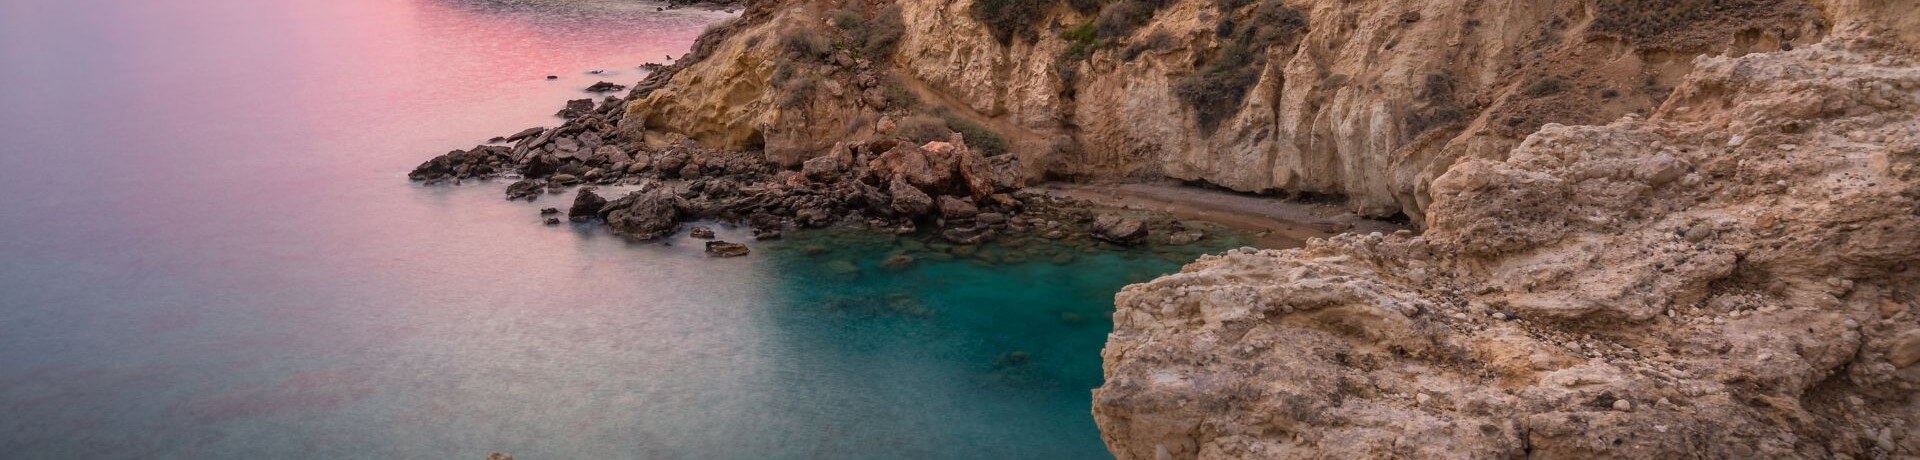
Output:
[{"xmin": 0, "ymin": 0, "xmax": 1246, "ymax": 458}]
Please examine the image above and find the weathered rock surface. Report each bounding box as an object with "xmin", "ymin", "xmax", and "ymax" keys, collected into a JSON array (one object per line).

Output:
[
  {"xmin": 1095, "ymin": 42, "xmax": 1920, "ymax": 458},
  {"xmin": 567, "ymin": 187, "xmax": 607, "ymax": 221},
  {"xmin": 603, "ymin": 188, "xmax": 683, "ymax": 240},
  {"xmin": 1091, "ymin": 214, "xmax": 1149, "ymax": 246},
  {"xmin": 618, "ymin": 0, "xmax": 1917, "ymax": 224}
]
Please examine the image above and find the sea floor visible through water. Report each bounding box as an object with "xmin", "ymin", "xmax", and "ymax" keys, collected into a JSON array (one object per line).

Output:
[{"xmin": 655, "ymin": 218, "xmax": 1259, "ymax": 459}]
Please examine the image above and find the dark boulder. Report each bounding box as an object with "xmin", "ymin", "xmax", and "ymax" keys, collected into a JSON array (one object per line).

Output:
[
  {"xmin": 504, "ymin": 127, "xmax": 545, "ymax": 143},
  {"xmin": 506, "ymin": 179, "xmax": 546, "ymax": 201},
  {"xmin": 584, "ymin": 81, "xmax": 628, "ymax": 93},
  {"xmin": 555, "ymin": 99, "xmax": 594, "ymax": 118},
  {"xmin": 568, "ymin": 188, "xmax": 608, "ymax": 221},
  {"xmin": 602, "ymin": 188, "xmax": 683, "ymax": 240}
]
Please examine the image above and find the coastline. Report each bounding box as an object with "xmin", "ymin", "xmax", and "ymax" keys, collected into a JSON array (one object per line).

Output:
[{"xmin": 1039, "ymin": 182, "xmax": 1405, "ymax": 248}]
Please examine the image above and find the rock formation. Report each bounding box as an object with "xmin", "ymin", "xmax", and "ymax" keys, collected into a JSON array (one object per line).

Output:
[
  {"xmin": 615, "ymin": 0, "xmax": 1916, "ymax": 224},
  {"xmin": 1094, "ymin": 40, "xmax": 1920, "ymax": 458}
]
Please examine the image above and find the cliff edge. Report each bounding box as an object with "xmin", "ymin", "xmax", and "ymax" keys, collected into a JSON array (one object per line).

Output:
[
  {"xmin": 615, "ymin": 0, "xmax": 1916, "ymax": 223},
  {"xmin": 1094, "ymin": 39, "xmax": 1920, "ymax": 458}
]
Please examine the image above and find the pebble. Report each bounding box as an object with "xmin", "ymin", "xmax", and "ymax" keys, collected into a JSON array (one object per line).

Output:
[{"xmin": 1613, "ymin": 399, "xmax": 1633, "ymax": 411}]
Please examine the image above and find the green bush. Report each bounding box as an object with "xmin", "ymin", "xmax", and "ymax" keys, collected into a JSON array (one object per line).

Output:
[
  {"xmin": 897, "ymin": 115, "xmax": 952, "ymax": 143},
  {"xmin": 1123, "ymin": 30, "xmax": 1175, "ymax": 61},
  {"xmin": 1173, "ymin": 0, "xmax": 1307, "ymax": 132},
  {"xmin": 970, "ymin": 0, "xmax": 1055, "ymax": 44},
  {"xmin": 833, "ymin": 6, "xmax": 906, "ymax": 59},
  {"xmin": 894, "ymin": 112, "xmax": 1010, "ymax": 156},
  {"xmin": 943, "ymin": 115, "xmax": 1010, "ymax": 155},
  {"xmin": 1524, "ymin": 76, "xmax": 1569, "ymax": 97},
  {"xmin": 883, "ymin": 78, "xmax": 921, "ymax": 110},
  {"xmin": 1061, "ymin": 20, "xmax": 1098, "ymax": 58},
  {"xmin": 831, "ymin": 9, "xmax": 865, "ymax": 30},
  {"xmin": 778, "ymin": 75, "xmax": 818, "ymax": 109},
  {"xmin": 864, "ymin": 6, "xmax": 906, "ymax": 58},
  {"xmin": 779, "ymin": 28, "xmax": 832, "ymax": 62},
  {"xmin": 1095, "ymin": 1, "xmax": 1154, "ymax": 40}
]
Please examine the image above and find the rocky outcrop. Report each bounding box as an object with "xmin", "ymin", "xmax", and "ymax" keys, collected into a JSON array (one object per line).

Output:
[
  {"xmin": 615, "ymin": 0, "xmax": 1920, "ymax": 224},
  {"xmin": 1091, "ymin": 214, "xmax": 1149, "ymax": 246},
  {"xmin": 704, "ymin": 240, "xmax": 750, "ymax": 257},
  {"xmin": 603, "ymin": 187, "xmax": 684, "ymax": 240},
  {"xmin": 1094, "ymin": 41, "xmax": 1920, "ymax": 458}
]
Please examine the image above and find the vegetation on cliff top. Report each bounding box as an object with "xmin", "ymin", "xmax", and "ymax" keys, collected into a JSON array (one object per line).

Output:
[
  {"xmin": 1588, "ymin": 0, "xmax": 1820, "ymax": 50},
  {"xmin": 971, "ymin": 0, "xmax": 1102, "ymax": 44}
]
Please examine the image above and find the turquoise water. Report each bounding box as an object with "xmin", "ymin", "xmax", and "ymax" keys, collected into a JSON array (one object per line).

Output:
[{"xmin": 0, "ymin": 0, "xmax": 1247, "ymax": 457}]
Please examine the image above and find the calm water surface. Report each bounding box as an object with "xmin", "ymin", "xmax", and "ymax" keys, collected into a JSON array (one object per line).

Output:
[{"xmin": 0, "ymin": 1, "xmax": 1238, "ymax": 458}]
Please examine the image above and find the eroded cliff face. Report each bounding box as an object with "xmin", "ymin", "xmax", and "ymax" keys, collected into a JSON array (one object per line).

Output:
[
  {"xmin": 1093, "ymin": 40, "xmax": 1920, "ymax": 458},
  {"xmin": 614, "ymin": 0, "xmax": 1909, "ymax": 223}
]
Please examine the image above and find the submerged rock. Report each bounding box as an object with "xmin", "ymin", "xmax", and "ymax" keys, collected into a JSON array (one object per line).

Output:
[
  {"xmin": 1090, "ymin": 214, "xmax": 1148, "ymax": 245},
  {"xmin": 688, "ymin": 226, "xmax": 715, "ymax": 239},
  {"xmin": 881, "ymin": 253, "xmax": 916, "ymax": 271},
  {"xmin": 1165, "ymin": 230, "xmax": 1205, "ymax": 246},
  {"xmin": 584, "ymin": 81, "xmax": 627, "ymax": 93},
  {"xmin": 703, "ymin": 240, "xmax": 749, "ymax": 257}
]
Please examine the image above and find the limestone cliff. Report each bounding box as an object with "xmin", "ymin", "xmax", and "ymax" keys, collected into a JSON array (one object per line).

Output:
[
  {"xmin": 1093, "ymin": 39, "xmax": 1920, "ymax": 458},
  {"xmin": 615, "ymin": 0, "xmax": 1917, "ymax": 223}
]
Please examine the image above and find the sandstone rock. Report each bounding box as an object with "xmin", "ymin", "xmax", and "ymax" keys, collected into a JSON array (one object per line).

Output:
[
  {"xmin": 955, "ymin": 146, "xmax": 996, "ymax": 200},
  {"xmin": 1893, "ymin": 330, "xmax": 1920, "ymax": 368},
  {"xmin": 584, "ymin": 81, "xmax": 627, "ymax": 93},
  {"xmin": 869, "ymin": 143, "xmax": 948, "ymax": 192},
  {"xmin": 1095, "ymin": 43, "xmax": 1920, "ymax": 459}
]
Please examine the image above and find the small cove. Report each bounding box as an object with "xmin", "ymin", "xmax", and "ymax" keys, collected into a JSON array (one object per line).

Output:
[{"xmin": 0, "ymin": 0, "xmax": 1287, "ymax": 457}]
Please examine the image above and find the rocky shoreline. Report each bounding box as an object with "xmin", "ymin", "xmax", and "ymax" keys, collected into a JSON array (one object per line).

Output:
[{"xmin": 410, "ymin": 89, "xmax": 1244, "ymax": 256}]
